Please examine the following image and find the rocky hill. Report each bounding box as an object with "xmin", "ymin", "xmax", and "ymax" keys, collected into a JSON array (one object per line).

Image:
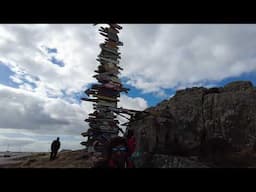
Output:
[{"xmin": 129, "ymin": 81, "xmax": 256, "ymax": 167}]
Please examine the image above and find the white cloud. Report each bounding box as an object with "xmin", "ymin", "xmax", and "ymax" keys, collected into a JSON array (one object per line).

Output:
[
  {"xmin": 0, "ymin": 84, "xmax": 147, "ymax": 151},
  {"xmin": 19, "ymin": 83, "xmax": 34, "ymax": 92},
  {"xmin": 0, "ymin": 84, "xmax": 87, "ymax": 135},
  {"xmin": 0, "ymin": 129, "xmax": 84, "ymax": 152},
  {"xmin": 118, "ymin": 94, "xmax": 148, "ymax": 111},
  {"xmin": 120, "ymin": 24, "xmax": 256, "ymax": 93},
  {"xmin": 9, "ymin": 75, "xmax": 23, "ymax": 84},
  {"xmin": 116, "ymin": 94, "xmax": 148, "ymax": 134},
  {"xmin": 2, "ymin": 24, "xmax": 256, "ymax": 97},
  {"xmin": 0, "ymin": 133, "xmax": 36, "ymax": 151},
  {"xmin": 0, "ymin": 24, "xmax": 99, "ymax": 98}
]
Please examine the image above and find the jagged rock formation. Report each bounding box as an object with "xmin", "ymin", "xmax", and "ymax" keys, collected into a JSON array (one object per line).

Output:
[{"xmin": 129, "ymin": 81, "xmax": 256, "ymax": 167}]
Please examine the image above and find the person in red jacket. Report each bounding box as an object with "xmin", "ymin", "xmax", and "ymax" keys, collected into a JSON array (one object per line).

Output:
[
  {"xmin": 93, "ymin": 136, "xmax": 135, "ymax": 168},
  {"xmin": 106, "ymin": 136, "xmax": 134, "ymax": 168}
]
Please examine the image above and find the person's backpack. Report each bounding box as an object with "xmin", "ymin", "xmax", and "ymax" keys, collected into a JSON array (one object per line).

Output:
[
  {"xmin": 51, "ymin": 141, "xmax": 55, "ymax": 151},
  {"xmin": 56, "ymin": 141, "xmax": 60, "ymax": 150},
  {"xmin": 51, "ymin": 140, "xmax": 60, "ymax": 151}
]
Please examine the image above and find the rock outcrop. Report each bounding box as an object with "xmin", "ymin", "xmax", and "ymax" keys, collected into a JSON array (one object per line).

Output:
[{"xmin": 129, "ymin": 81, "xmax": 256, "ymax": 167}]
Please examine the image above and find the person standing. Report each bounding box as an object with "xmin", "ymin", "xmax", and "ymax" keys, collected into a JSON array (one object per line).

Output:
[{"xmin": 50, "ymin": 137, "xmax": 61, "ymax": 160}]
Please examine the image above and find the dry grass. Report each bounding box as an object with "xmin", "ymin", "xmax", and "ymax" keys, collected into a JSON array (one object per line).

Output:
[{"xmin": 2, "ymin": 150, "xmax": 102, "ymax": 168}]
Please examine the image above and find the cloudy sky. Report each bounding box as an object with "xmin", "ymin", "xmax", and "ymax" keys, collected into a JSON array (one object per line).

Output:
[{"xmin": 0, "ymin": 24, "xmax": 256, "ymax": 152}]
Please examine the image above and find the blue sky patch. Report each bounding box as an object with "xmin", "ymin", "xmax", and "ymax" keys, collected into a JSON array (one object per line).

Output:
[
  {"xmin": 0, "ymin": 63, "xmax": 21, "ymax": 88},
  {"xmin": 215, "ymin": 71, "xmax": 256, "ymax": 87},
  {"xmin": 47, "ymin": 48, "xmax": 58, "ymax": 54},
  {"xmin": 71, "ymin": 91, "xmax": 85, "ymax": 104},
  {"xmin": 49, "ymin": 57, "xmax": 65, "ymax": 67},
  {"xmin": 122, "ymin": 81, "xmax": 167, "ymax": 107},
  {"xmin": 22, "ymin": 78, "xmax": 37, "ymax": 89},
  {"xmin": 61, "ymin": 89, "xmax": 85, "ymax": 104},
  {"xmin": 121, "ymin": 72, "xmax": 256, "ymax": 107},
  {"xmin": 44, "ymin": 47, "xmax": 64, "ymax": 67}
]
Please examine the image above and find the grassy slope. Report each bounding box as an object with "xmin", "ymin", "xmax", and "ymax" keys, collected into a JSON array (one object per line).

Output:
[{"xmin": 1, "ymin": 150, "xmax": 103, "ymax": 168}]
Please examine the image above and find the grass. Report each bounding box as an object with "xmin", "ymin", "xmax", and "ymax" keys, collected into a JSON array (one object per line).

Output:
[{"xmin": 1, "ymin": 150, "xmax": 98, "ymax": 168}]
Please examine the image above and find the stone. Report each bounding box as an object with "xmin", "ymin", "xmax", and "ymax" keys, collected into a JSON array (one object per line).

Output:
[{"xmin": 129, "ymin": 81, "xmax": 256, "ymax": 167}]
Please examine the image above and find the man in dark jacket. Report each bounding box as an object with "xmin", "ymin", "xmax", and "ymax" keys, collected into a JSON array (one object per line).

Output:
[{"xmin": 50, "ymin": 137, "xmax": 61, "ymax": 160}]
